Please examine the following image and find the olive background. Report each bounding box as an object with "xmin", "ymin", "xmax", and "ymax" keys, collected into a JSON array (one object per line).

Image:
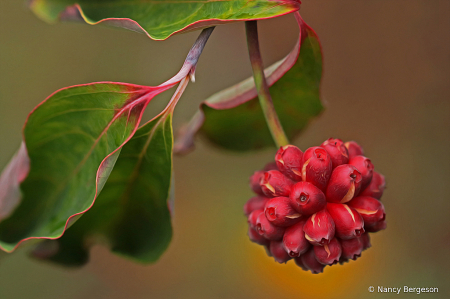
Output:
[{"xmin": 1, "ymin": 1, "xmax": 449, "ymax": 298}]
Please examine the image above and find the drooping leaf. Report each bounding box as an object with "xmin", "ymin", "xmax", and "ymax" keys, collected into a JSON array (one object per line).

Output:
[
  {"xmin": 0, "ymin": 82, "xmax": 176, "ymax": 252},
  {"xmin": 0, "ymin": 27, "xmax": 212, "ymax": 260},
  {"xmin": 31, "ymin": 107, "xmax": 175, "ymax": 266},
  {"xmin": 174, "ymin": 12, "xmax": 323, "ymax": 153},
  {"xmin": 28, "ymin": 0, "xmax": 300, "ymax": 40}
]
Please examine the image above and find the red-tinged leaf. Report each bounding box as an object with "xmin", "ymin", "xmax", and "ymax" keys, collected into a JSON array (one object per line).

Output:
[
  {"xmin": 0, "ymin": 81, "xmax": 178, "ymax": 253},
  {"xmin": 29, "ymin": 78, "xmax": 191, "ymax": 266},
  {"xmin": 174, "ymin": 12, "xmax": 323, "ymax": 153},
  {"xmin": 0, "ymin": 28, "xmax": 213, "ymax": 261},
  {"xmin": 30, "ymin": 109, "xmax": 176, "ymax": 266},
  {"xmin": 29, "ymin": 0, "xmax": 300, "ymax": 41}
]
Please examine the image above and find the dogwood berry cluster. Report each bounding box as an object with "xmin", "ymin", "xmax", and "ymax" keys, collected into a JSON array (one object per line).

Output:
[{"xmin": 244, "ymin": 138, "xmax": 386, "ymax": 274}]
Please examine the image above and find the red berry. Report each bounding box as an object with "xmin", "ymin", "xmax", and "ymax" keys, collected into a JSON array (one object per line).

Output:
[
  {"xmin": 300, "ymin": 248, "xmax": 325, "ymax": 274},
  {"xmin": 256, "ymin": 213, "xmax": 285, "ymax": 241},
  {"xmin": 245, "ymin": 139, "xmax": 386, "ymax": 274},
  {"xmin": 289, "ymin": 182, "xmax": 327, "ymax": 216},
  {"xmin": 244, "ymin": 196, "xmax": 268, "ymax": 216},
  {"xmin": 348, "ymin": 156, "xmax": 374, "ymax": 191},
  {"xmin": 314, "ymin": 238, "xmax": 342, "ymax": 265},
  {"xmin": 360, "ymin": 233, "xmax": 371, "ymax": 250},
  {"xmin": 260, "ymin": 170, "xmax": 294, "ymax": 198},
  {"xmin": 340, "ymin": 237, "xmax": 363, "ymax": 261},
  {"xmin": 264, "ymin": 244, "xmax": 272, "ymax": 257},
  {"xmin": 321, "ymin": 138, "xmax": 349, "ymax": 169},
  {"xmin": 359, "ymin": 171, "xmax": 386, "ymax": 200},
  {"xmin": 326, "ymin": 164, "xmax": 362, "ymax": 203},
  {"xmin": 327, "ymin": 203, "xmax": 365, "ymax": 240},
  {"xmin": 270, "ymin": 240, "xmax": 292, "ymax": 263},
  {"xmin": 275, "ymin": 145, "xmax": 303, "ymax": 181},
  {"xmin": 294, "ymin": 256, "xmax": 308, "ymax": 271},
  {"xmin": 348, "ymin": 196, "xmax": 385, "ymax": 228},
  {"xmin": 303, "ymin": 209, "xmax": 335, "ymax": 246},
  {"xmin": 248, "ymin": 227, "xmax": 270, "ymax": 246},
  {"xmin": 264, "ymin": 197, "xmax": 301, "ymax": 227},
  {"xmin": 247, "ymin": 209, "xmax": 264, "ymax": 229},
  {"xmin": 301, "ymin": 147, "xmax": 332, "ymax": 192},
  {"xmin": 250, "ymin": 171, "xmax": 265, "ymax": 196},
  {"xmin": 365, "ymin": 219, "xmax": 387, "ymax": 233},
  {"xmin": 344, "ymin": 141, "xmax": 364, "ymax": 159},
  {"xmin": 282, "ymin": 220, "xmax": 310, "ymax": 257}
]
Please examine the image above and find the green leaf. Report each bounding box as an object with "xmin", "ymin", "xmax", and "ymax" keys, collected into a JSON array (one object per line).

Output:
[
  {"xmin": 0, "ymin": 28, "xmax": 212, "ymax": 262},
  {"xmin": 29, "ymin": 0, "xmax": 300, "ymax": 40},
  {"xmin": 174, "ymin": 13, "xmax": 323, "ymax": 152},
  {"xmin": 0, "ymin": 82, "xmax": 174, "ymax": 252},
  {"xmin": 31, "ymin": 110, "xmax": 174, "ymax": 266}
]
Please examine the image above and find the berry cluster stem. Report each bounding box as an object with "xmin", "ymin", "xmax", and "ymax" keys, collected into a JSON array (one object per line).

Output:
[{"xmin": 245, "ymin": 20, "xmax": 289, "ymax": 148}]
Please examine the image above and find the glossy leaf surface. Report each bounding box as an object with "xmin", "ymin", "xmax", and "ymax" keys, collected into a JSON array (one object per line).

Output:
[
  {"xmin": 31, "ymin": 110, "xmax": 175, "ymax": 266},
  {"xmin": 0, "ymin": 82, "xmax": 174, "ymax": 252},
  {"xmin": 174, "ymin": 13, "xmax": 323, "ymax": 153},
  {"xmin": 0, "ymin": 27, "xmax": 212, "ymax": 263},
  {"xmin": 29, "ymin": 0, "xmax": 300, "ymax": 40}
]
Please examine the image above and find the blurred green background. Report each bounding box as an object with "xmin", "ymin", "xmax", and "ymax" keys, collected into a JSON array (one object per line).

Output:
[{"xmin": 1, "ymin": 0, "xmax": 449, "ymax": 298}]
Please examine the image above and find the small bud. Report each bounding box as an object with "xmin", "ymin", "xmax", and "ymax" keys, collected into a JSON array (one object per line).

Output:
[
  {"xmin": 340, "ymin": 237, "xmax": 363, "ymax": 261},
  {"xmin": 365, "ymin": 219, "xmax": 387, "ymax": 233},
  {"xmin": 303, "ymin": 209, "xmax": 335, "ymax": 246},
  {"xmin": 300, "ymin": 248, "xmax": 325, "ymax": 274},
  {"xmin": 270, "ymin": 240, "xmax": 292, "ymax": 263},
  {"xmin": 344, "ymin": 141, "xmax": 364, "ymax": 159},
  {"xmin": 314, "ymin": 238, "xmax": 342, "ymax": 265},
  {"xmin": 260, "ymin": 170, "xmax": 294, "ymax": 198},
  {"xmin": 248, "ymin": 227, "xmax": 270, "ymax": 246},
  {"xmin": 244, "ymin": 196, "xmax": 268, "ymax": 216},
  {"xmin": 327, "ymin": 203, "xmax": 365, "ymax": 240},
  {"xmin": 249, "ymin": 171, "xmax": 265, "ymax": 196},
  {"xmin": 348, "ymin": 156, "xmax": 374, "ymax": 191},
  {"xmin": 326, "ymin": 164, "xmax": 362, "ymax": 203},
  {"xmin": 247, "ymin": 209, "xmax": 264, "ymax": 229},
  {"xmin": 289, "ymin": 182, "xmax": 327, "ymax": 216},
  {"xmin": 282, "ymin": 220, "xmax": 310, "ymax": 257},
  {"xmin": 360, "ymin": 233, "xmax": 371, "ymax": 250},
  {"xmin": 321, "ymin": 138, "xmax": 349, "ymax": 169},
  {"xmin": 348, "ymin": 196, "xmax": 385, "ymax": 227},
  {"xmin": 359, "ymin": 171, "xmax": 386, "ymax": 200},
  {"xmin": 301, "ymin": 147, "xmax": 333, "ymax": 192},
  {"xmin": 275, "ymin": 145, "xmax": 303, "ymax": 181},
  {"xmin": 265, "ymin": 197, "xmax": 302, "ymax": 227},
  {"xmin": 256, "ymin": 213, "xmax": 285, "ymax": 241}
]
